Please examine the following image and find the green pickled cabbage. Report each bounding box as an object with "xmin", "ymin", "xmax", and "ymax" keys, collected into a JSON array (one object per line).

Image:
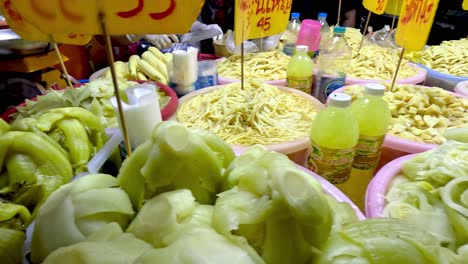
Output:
[
  {"xmin": 318, "ymin": 218, "xmax": 447, "ymax": 264},
  {"xmin": 43, "ymin": 223, "xmax": 153, "ymax": 264},
  {"xmin": 0, "ymin": 227, "xmax": 25, "ymax": 264},
  {"xmin": 126, "ymin": 189, "xmax": 264, "ymax": 264},
  {"xmin": 213, "ymin": 145, "xmax": 348, "ymax": 264},
  {"xmin": 401, "ymin": 141, "xmax": 468, "ymax": 188},
  {"xmin": 118, "ymin": 121, "xmax": 235, "ymax": 208},
  {"xmin": 31, "ymin": 174, "xmax": 134, "ymax": 263}
]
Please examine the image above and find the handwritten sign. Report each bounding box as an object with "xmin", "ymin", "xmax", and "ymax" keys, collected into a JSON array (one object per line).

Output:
[
  {"xmin": 1, "ymin": 0, "xmax": 204, "ymax": 37},
  {"xmin": 384, "ymin": 0, "xmax": 403, "ymax": 15},
  {"xmin": 395, "ymin": 0, "xmax": 440, "ymax": 51},
  {"xmin": 234, "ymin": 0, "xmax": 254, "ymax": 45},
  {"xmin": 235, "ymin": 0, "xmax": 292, "ymax": 46},
  {"xmin": 363, "ymin": 0, "xmax": 388, "ymax": 15},
  {"xmin": 463, "ymin": 0, "xmax": 467, "ymax": 10},
  {"xmin": 0, "ymin": 0, "xmax": 91, "ymax": 44}
]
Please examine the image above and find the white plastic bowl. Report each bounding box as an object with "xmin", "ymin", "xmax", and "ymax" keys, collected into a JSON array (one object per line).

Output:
[
  {"xmin": 172, "ymin": 85, "xmax": 325, "ymax": 166},
  {"xmin": 365, "ymin": 154, "xmax": 416, "ymax": 218}
]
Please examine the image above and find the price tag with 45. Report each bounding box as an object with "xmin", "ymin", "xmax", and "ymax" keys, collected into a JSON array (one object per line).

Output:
[{"xmin": 234, "ymin": 0, "xmax": 292, "ymax": 45}]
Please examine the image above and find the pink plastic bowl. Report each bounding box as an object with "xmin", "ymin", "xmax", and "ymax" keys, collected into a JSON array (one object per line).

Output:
[
  {"xmin": 331, "ymin": 85, "xmax": 468, "ymax": 153},
  {"xmin": 345, "ymin": 63, "xmax": 427, "ymax": 85},
  {"xmin": 454, "ymin": 81, "xmax": 468, "ymax": 97},
  {"xmin": 365, "ymin": 154, "xmax": 416, "ymax": 218}
]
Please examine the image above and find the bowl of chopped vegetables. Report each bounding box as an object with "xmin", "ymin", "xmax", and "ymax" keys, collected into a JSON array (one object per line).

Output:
[
  {"xmin": 365, "ymin": 140, "xmax": 468, "ymax": 251},
  {"xmin": 1, "ymin": 79, "xmax": 178, "ymax": 127},
  {"xmin": 332, "ymin": 84, "xmax": 468, "ymax": 153},
  {"xmin": 172, "ymin": 81, "xmax": 325, "ymax": 166}
]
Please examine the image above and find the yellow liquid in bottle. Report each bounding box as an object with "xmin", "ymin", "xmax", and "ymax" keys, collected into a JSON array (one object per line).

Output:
[
  {"xmin": 308, "ymin": 99, "xmax": 359, "ymax": 185},
  {"xmin": 287, "ymin": 46, "xmax": 314, "ymax": 94}
]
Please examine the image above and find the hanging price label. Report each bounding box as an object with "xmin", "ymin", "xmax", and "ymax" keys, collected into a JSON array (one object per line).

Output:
[
  {"xmin": 384, "ymin": 0, "xmax": 403, "ymax": 15},
  {"xmin": 1, "ymin": 0, "xmax": 204, "ymax": 37},
  {"xmin": 395, "ymin": 0, "xmax": 440, "ymax": 51},
  {"xmin": 363, "ymin": 0, "xmax": 388, "ymax": 15},
  {"xmin": 0, "ymin": 0, "xmax": 91, "ymax": 44},
  {"xmin": 235, "ymin": 0, "xmax": 292, "ymax": 46},
  {"xmin": 463, "ymin": 0, "xmax": 468, "ymax": 10},
  {"xmin": 234, "ymin": 0, "xmax": 254, "ymax": 46}
]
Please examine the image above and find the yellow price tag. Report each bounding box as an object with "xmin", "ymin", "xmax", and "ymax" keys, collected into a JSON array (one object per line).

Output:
[
  {"xmin": 2, "ymin": 0, "xmax": 203, "ymax": 36},
  {"xmin": 234, "ymin": 0, "xmax": 254, "ymax": 46},
  {"xmin": 463, "ymin": 0, "xmax": 468, "ymax": 10},
  {"xmin": 395, "ymin": 0, "xmax": 440, "ymax": 51},
  {"xmin": 384, "ymin": 0, "xmax": 403, "ymax": 15},
  {"xmin": 363, "ymin": 0, "xmax": 388, "ymax": 15},
  {"xmin": 234, "ymin": 0, "xmax": 292, "ymax": 46},
  {"xmin": 0, "ymin": 0, "xmax": 91, "ymax": 44}
]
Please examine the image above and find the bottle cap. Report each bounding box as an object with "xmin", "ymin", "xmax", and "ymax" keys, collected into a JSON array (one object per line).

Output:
[
  {"xmin": 327, "ymin": 93, "xmax": 352, "ymax": 107},
  {"xmin": 364, "ymin": 83, "xmax": 386, "ymax": 96},
  {"xmin": 291, "ymin": 13, "xmax": 300, "ymax": 19},
  {"xmin": 295, "ymin": 45, "xmax": 309, "ymax": 53},
  {"xmin": 333, "ymin": 26, "xmax": 346, "ymax": 34},
  {"xmin": 318, "ymin": 12, "xmax": 327, "ymax": 18}
]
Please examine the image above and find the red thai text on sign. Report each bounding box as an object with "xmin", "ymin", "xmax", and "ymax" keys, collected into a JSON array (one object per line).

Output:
[
  {"xmin": 254, "ymin": 0, "xmax": 292, "ymax": 31},
  {"xmin": 400, "ymin": 0, "xmax": 434, "ymax": 25}
]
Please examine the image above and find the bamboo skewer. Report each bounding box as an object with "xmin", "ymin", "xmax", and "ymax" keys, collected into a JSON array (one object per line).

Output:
[
  {"xmin": 391, "ymin": 48, "xmax": 405, "ymax": 91},
  {"xmin": 50, "ymin": 37, "xmax": 74, "ymax": 90},
  {"xmin": 98, "ymin": 12, "xmax": 133, "ymax": 157}
]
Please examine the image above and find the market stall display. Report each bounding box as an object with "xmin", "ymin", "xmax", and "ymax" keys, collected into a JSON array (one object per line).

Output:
[
  {"xmin": 174, "ymin": 81, "xmax": 324, "ymax": 165},
  {"xmin": 22, "ymin": 121, "xmax": 366, "ymax": 264},
  {"xmin": 366, "ymin": 141, "xmax": 468, "ymax": 259},
  {"xmin": 217, "ymin": 50, "xmax": 290, "ymax": 85},
  {"xmin": 1, "ymin": 79, "xmax": 178, "ymax": 127},
  {"xmin": 405, "ymin": 38, "xmax": 468, "ymax": 91},
  {"xmin": 340, "ymin": 28, "xmax": 426, "ymax": 84},
  {"xmin": 337, "ymin": 84, "xmax": 468, "ymax": 153}
]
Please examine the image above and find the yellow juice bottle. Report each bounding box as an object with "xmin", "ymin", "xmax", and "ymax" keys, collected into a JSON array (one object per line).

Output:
[
  {"xmin": 308, "ymin": 93, "xmax": 359, "ymax": 184},
  {"xmin": 351, "ymin": 83, "xmax": 390, "ymax": 171},
  {"xmin": 287, "ymin": 45, "xmax": 314, "ymax": 94},
  {"xmin": 338, "ymin": 83, "xmax": 390, "ymax": 211}
]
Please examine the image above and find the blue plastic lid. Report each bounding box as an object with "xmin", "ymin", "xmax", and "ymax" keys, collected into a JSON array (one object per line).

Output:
[
  {"xmin": 333, "ymin": 26, "xmax": 346, "ymax": 34},
  {"xmin": 318, "ymin": 13, "xmax": 327, "ymax": 18},
  {"xmin": 291, "ymin": 13, "xmax": 300, "ymax": 19}
]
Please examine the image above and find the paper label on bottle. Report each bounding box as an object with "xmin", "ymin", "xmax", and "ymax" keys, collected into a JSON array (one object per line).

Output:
[
  {"xmin": 307, "ymin": 140, "xmax": 355, "ymax": 184},
  {"xmin": 197, "ymin": 74, "xmax": 218, "ymax": 90},
  {"xmin": 314, "ymin": 75, "xmax": 346, "ymax": 103},
  {"xmin": 283, "ymin": 43, "xmax": 295, "ymax": 56},
  {"xmin": 353, "ymin": 135, "xmax": 385, "ymax": 170},
  {"xmin": 287, "ymin": 76, "xmax": 313, "ymax": 94}
]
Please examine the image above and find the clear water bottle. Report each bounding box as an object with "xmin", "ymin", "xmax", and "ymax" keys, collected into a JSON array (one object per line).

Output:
[
  {"xmin": 317, "ymin": 12, "xmax": 330, "ymax": 52},
  {"xmin": 314, "ymin": 26, "xmax": 352, "ymax": 103},
  {"xmin": 282, "ymin": 12, "xmax": 301, "ymax": 56}
]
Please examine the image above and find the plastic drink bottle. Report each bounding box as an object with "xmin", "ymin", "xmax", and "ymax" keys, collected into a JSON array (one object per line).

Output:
[
  {"xmin": 314, "ymin": 27, "xmax": 352, "ymax": 103},
  {"xmin": 286, "ymin": 45, "xmax": 314, "ymax": 94},
  {"xmin": 308, "ymin": 93, "xmax": 359, "ymax": 184},
  {"xmin": 317, "ymin": 13, "xmax": 330, "ymax": 53},
  {"xmin": 282, "ymin": 13, "xmax": 301, "ymax": 56},
  {"xmin": 351, "ymin": 83, "xmax": 391, "ymax": 170}
]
